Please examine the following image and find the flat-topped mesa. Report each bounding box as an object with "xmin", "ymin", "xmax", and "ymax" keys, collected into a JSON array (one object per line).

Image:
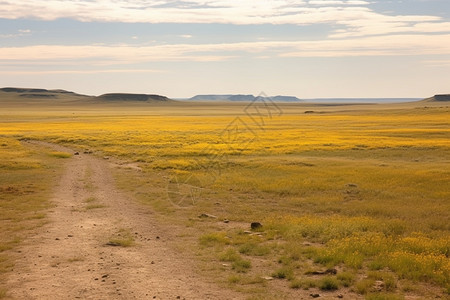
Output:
[
  {"xmin": 96, "ymin": 93, "xmax": 170, "ymax": 102},
  {"xmin": 188, "ymin": 94, "xmax": 302, "ymax": 102},
  {"xmin": 1, "ymin": 87, "xmax": 51, "ymax": 93},
  {"xmin": 0, "ymin": 87, "xmax": 80, "ymax": 96},
  {"xmin": 422, "ymin": 94, "xmax": 450, "ymax": 102},
  {"xmin": 433, "ymin": 94, "xmax": 450, "ymax": 101}
]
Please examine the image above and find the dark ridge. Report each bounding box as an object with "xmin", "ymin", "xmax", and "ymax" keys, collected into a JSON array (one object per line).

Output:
[
  {"xmin": 96, "ymin": 93, "xmax": 170, "ymax": 102},
  {"xmin": 19, "ymin": 94, "xmax": 57, "ymax": 98},
  {"xmin": 1, "ymin": 87, "xmax": 81, "ymax": 95},
  {"xmin": 188, "ymin": 94, "xmax": 302, "ymax": 102},
  {"xmin": 228, "ymin": 94, "xmax": 255, "ymax": 101},
  {"xmin": 433, "ymin": 94, "xmax": 450, "ymax": 101},
  {"xmin": 422, "ymin": 94, "xmax": 450, "ymax": 102},
  {"xmin": 1, "ymin": 87, "xmax": 49, "ymax": 93},
  {"xmin": 189, "ymin": 95, "xmax": 233, "ymax": 101},
  {"xmin": 49, "ymin": 89, "xmax": 77, "ymax": 94}
]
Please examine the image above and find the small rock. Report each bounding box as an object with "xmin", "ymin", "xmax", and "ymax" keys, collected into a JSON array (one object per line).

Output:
[
  {"xmin": 74, "ymin": 152, "xmax": 79, "ymax": 155},
  {"xmin": 55, "ymin": 238, "xmax": 60, "ymax": 240},
  {"xmin": 102, "ymin": 274, "xmax": 108, "ymax": 278},
  {"xmin": 251, "ymin": 222, "xmax": 262, "ymax": 230},
  {"xmin": 156, "ymin": 236, "xmax": 160, "ymax": 239},
  {"xmin": 373, "ymin": 280, "xmax": 384, "ymax": 291},
  {"xmin": 199, "ymin": 213, "xmax": 217, "ymax": 219},
  {"xmin": 337, "ymin": 294, "xmax": 343, "ymax": 299},
  {"xmin": 306, "ymin": 268, "xmax": 337, "ymax": 275},
  {"xmin": 310, "ymin": 293, "xmax": 320, "ymax": 298},
  {"xmin": 223, "ymin": 219, "xmax": 230, "ymax": 223},
  {"xmin": 68, "ymin": 235, "xmax": 73, "ymax": 237},
  {"xmin": 105, "ymin": 242, "xmax": 121, "ymax": 247},
  {"xmin": 346, "ymin": 183, "xmax": 358, "ymax": 188},
  {"xmin": 151, "ymin": 261, "xmax": 155, "ymax": 264},
  {"xmin": 262, "ymin": 276, "xmax": 274, "ymax": 280}
]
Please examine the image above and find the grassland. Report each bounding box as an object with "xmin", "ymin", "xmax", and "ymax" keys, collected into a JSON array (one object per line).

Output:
[
  {"xmin": 0, "ymin": 97, "xmax": 448, "ymax": 299},
  {"xmin": 0, "ymin": 137, "xmax": 67, "ymax": 296}
]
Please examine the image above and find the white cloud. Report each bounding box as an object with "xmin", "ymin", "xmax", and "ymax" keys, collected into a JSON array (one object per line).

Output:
[
  {"xmin": 422, "ymin": 59, "xmax": 450, "ymax": 67},
  {"xmin": 0, "ymin": 0, "xmax": 409, "ymax": 26},
  {"xmin": 1, "ymin": 0, "xmax": 448, "ymax": 40},
  {"xmin": 0, "ymin": 69, "xmax": 165, "ymax": 75},
  {"xmin": 1, "ymin": 34, "xmax": 449, "ymax": 67},
  {"xmin": 0, "ymin": 28, "xmax": 32, "ymax": 38}
]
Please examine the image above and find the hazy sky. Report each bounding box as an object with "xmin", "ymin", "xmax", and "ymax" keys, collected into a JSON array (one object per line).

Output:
[{"xmin": 1, "ymin": 0, "xmax": 449, "ymax": 98}]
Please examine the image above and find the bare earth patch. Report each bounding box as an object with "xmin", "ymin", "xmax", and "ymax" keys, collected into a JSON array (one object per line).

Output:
[{"xmin": 6, "ymin": 141, "xmax": 241, "ymax": 299}]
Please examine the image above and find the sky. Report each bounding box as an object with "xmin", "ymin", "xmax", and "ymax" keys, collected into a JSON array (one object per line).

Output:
[{"xmin": 0, "ymin": 0, "xmax": 449, "ymax": 98}]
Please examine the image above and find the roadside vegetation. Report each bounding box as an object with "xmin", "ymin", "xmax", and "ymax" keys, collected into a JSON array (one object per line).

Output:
[
  {"xmin": 0, "ymin": 104, "xmax": 448, "ymax": 298},
  {"xmin": 0, "ymin": 137, "xmax": 65, "ymax": 297}
]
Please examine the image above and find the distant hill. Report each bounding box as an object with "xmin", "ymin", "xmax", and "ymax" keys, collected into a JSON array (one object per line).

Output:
[
  {"xmin": 421, "ymin": 94, "xmax": 450, "ymax": 102},
  {"xmin": 0, "ymin": 87, "xmax": 172, "ymax": 103},
  {"xmin": 188, "ymin": 94, "xmax": 302, "ymax": 102},
  {"xmin": 0, "ymin": 87, "xmax": 84, "ymax": 97},
  {"xmin": 96, "ymin": 93, "xmax": 170, "ymax": 102}
]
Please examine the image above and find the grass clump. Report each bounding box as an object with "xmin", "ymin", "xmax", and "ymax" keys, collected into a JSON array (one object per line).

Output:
[
  {"xmin": 356, "ymin": 279, "xmax": 376, "ymax": 295},
  {"xmin": 220, "ymin": 248, "xmax": 241, "ymax": 262},
  {"xmin": 365, "ymin": 293, "xmax": 405, "ymax": 300},
  {"xmin": 199, "ymin": 232, "xmax": 229, "ymax": 247},
  {"xmin": 290, "ymin": 278, "xmax": 317, "ymax": 290},
  {"xmin": 337, "ymin": 271, "xmax": 356, "ymax": 287},
  {"xmin": 108, "ymin": 229, "xmax": 134, "ymax": 247},
  {"xmin": 272, "ymin": 266, "xmax": 294, "ymax": 280},
  {"xmin": 238, "ymin": 242, "xmax": 271, "ymax": 256},
  {"xmin": 232, "ymin": 259, "xmax": 252, "ymax": 273},
  {"xmin": 48, "ymin": 151, "xmax": 72, "ymax": 158},
  {"xmin": 319, "ymin": 276, "xmax": 339, "ymax": 291}
]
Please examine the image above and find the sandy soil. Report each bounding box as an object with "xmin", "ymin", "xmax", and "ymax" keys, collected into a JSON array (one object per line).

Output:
[{"xmin": 7, "ymin": 141, "xmax": 242, "ymax": 299}]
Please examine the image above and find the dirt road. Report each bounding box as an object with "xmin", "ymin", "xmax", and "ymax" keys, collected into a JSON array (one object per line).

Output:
[{"xmin": 7, "ymin": 142, "xmax": 240, "ymax": 299}]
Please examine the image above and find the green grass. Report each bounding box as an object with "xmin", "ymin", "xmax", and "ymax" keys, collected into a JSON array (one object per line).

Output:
[
  {"xmin": 232, "ymin": 259, "xmax": 252, "ymax": 273},
  {"xmin": 365, "ymin": 293, "xmax": 405, "ymax": 300},
  {"xmin": 48, "ymin": 151, "xmax": 72, "ymax": 158},
  {"xmin": 0, "ymin": 102, "xmax": 448, "ymax": 299},
  {"xmin": 271, "ymin": 266, "xmax": 294, "ymax": 280},
  {"xmin": 319, "ymin": 276, "xmax": 339, "ymax": 291}
]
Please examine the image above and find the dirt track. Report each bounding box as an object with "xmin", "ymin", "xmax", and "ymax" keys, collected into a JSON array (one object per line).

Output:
[{"xmin": 7, "ymin": 142, "xmax": 240, "ymax": 299}]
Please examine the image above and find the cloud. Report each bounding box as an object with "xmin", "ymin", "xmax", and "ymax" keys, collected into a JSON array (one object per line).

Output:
[
  {"xmin": 1, "ymin": 34, "xmax": 449, "ymax": 67},
  {"xmin": 0, "ymin": 0, "xmax": 412, "ymax": 27},
  {"xmin": 1, "ymin": 0, "xmax": 448, "ymax": 41},
  {"xmin": 0, "ymin": 0, "xmax": 448, "ymax": 45},
  {"xmin": 0, "ymin": 28, "xmax": 32, "ymax": 38},
  {"xmin": 422, "ymin": 59, "xmax": 450, "ymax": 67},
  {"xmin": 0, "ymin": 69, "xmax": 164, "ymax": 75}
]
